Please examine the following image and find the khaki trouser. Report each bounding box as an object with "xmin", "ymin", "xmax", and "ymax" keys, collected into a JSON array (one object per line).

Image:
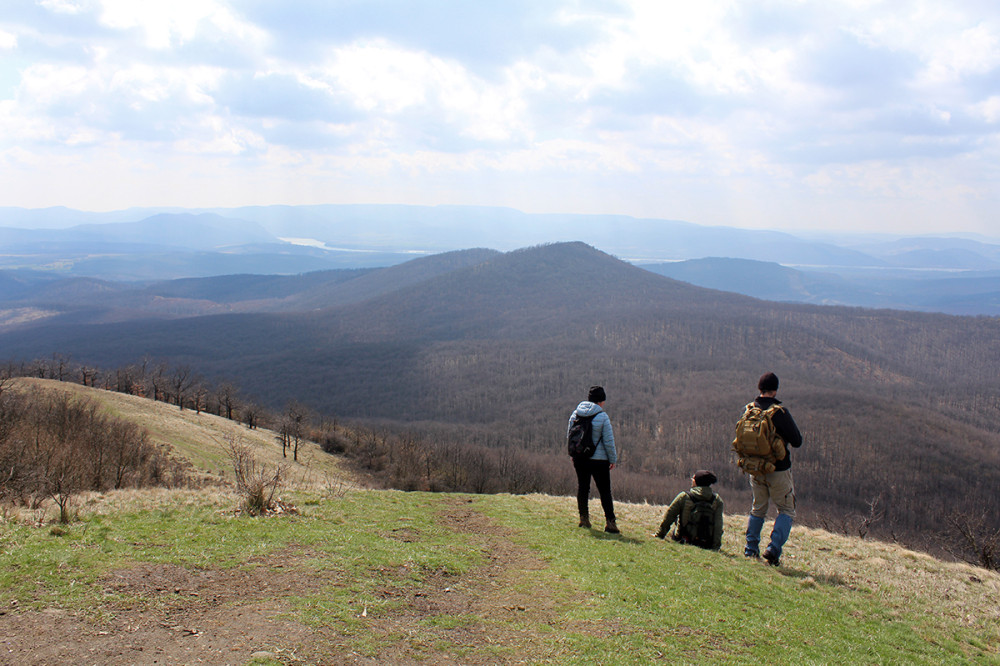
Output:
[{"xmin": 749, "ymin": 468, "xmax": 796, "ymax": 519}]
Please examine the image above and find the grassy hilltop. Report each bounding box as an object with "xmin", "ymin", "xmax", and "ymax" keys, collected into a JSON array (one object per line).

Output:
[{"xmin": 0, "ymin": 380, "xmax": 997, "ymax": 665}]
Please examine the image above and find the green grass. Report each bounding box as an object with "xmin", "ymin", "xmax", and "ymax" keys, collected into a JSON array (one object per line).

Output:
[
  {"xmin": 2, "ymin": 488, "xmax": 998, "ymax": 665},
  {"xmin": 475, "ymin": 494, "xmax": 1000, "ymax": 665}
]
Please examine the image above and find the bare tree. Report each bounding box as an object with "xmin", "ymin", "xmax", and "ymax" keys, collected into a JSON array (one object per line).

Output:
[
  {"xmin": 79, "ymin": 366, "xmax": 97, "ymax": 387},
  {"xmin": 216, "ymin": 381, "xmax": 239, "ymax": 421},
  {"xmin": 51, "ymin": 353, "xmax": 70, "ymax": 381},
  {"xmin": 114, "ymin": 364, "xmax": 138, "ymax": 394},
  {"xmin": 856, "ymin": 494, "xmax": 885, "ymax": 540},
  {"xmin": 286, "ymin": 402, "xmax": 309, "ymax": 462},
  {"xmin": 941, "ymin": 510, "xmax": 1000, "ymax": 571},
  {"xmin": 192, "ymin": 382, "xmax": 208, "ymax": 415},
  {"xmin": 244, "ymin": 402, "xmax": 259, "ymax": 430},
  {"xmin": 149, "ymin": 363, "xmax": 167, "ymax": 402},
  {"xmin": 171, "ymin": 365, "xmax": 193, "ymax": 410}
]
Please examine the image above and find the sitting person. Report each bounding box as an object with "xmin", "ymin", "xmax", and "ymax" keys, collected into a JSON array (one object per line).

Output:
[{"xmin": 653, "ymin": 470, "xmax": 724, "ymax": 550}]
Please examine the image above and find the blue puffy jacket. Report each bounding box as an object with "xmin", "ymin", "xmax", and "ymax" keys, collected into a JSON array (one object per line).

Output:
[{"xmin": 567, "ymin": 401, "xmax": 618, "ymax": 464}]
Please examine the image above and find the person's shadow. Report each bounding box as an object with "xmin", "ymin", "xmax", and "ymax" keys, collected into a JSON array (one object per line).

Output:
[
  {"xmin": 587, "ymin": 529, "xmax": 644, "ymax": 545},
  {"xmin": 716, "ymin": 551, "xmax": 851, "ymax": 588}
]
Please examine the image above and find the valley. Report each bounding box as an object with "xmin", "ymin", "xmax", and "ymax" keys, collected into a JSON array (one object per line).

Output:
[{"xmin": 2, "ymin": 242, "xmax": 998, "ymax": 560}]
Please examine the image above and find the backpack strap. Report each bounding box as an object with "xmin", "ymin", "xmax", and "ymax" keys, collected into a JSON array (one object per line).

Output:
[{"xmin": 589, "ymin": 411, "xmax": 604, "ymax": 446}]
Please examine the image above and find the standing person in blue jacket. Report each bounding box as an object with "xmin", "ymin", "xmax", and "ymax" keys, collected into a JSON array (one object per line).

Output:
[
  {"xmin": 744, "ymin": 372, "xmax": 803, "ymax": 566},
  {"xmin": 568, "ymin": 385, "xmax": 619, "ymax": 533}
]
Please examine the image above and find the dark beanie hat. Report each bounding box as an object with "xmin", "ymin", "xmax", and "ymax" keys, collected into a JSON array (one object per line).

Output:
[
  {"xmin": 758, "ymin": 372, "xmax": 779, "ymax": 393},
  {"xmin": 693, "ymin": 470, "xmax": 717, "ymax": 486},
  {"xmin": 587, "ymin": 385, "xmax": 606, "ymax": 403}
]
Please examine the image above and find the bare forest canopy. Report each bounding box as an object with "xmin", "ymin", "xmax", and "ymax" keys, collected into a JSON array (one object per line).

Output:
[{"xmin": 2, "ymin": 242, "xmax": 999, "ymax": 554}]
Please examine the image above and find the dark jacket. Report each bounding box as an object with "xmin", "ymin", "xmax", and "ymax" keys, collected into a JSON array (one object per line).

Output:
[
  {"xmin": 754, "ymin": 396, "xmax": 802, "ymax": 471},
  {"xmin": 655, "ymin": 485, "xmax": 724, "ymax": 550}
]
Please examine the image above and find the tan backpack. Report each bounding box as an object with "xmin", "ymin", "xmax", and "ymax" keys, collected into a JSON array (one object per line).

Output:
[{"xmin": 732, "ymin": 403, "xmax": 787, "ymax": 477}]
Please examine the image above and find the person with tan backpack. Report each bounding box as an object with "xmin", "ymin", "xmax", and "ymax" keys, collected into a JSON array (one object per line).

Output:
[{"xmin": 733, "ymin": 372, "xmax": 802, "ymax": 566}]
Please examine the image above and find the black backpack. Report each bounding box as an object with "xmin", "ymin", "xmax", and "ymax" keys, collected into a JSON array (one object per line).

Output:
[
  {"xmin": 567, "ymin": 413, "xmax": 598, "ymax": 459},
  {"xmin": 681, "ymin": 491, "xmax": 716, "ymax": 549}
]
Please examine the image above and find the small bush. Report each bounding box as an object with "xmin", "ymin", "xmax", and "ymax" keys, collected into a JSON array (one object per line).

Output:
[
  {"xmin": 320, "ymin": 431, "xmax": 350, "ymax": 454},
  {"xmin": 224, "ymin": 435, "xmax": 285, "ymax": 516}
]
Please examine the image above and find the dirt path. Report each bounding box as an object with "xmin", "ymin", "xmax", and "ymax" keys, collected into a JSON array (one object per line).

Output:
[
  {"xmin": 0, "ymin": 500, "xmax": 559, "ymax": 665},
  {"xmin": 1, "ymin": 549, "xmax": 324, "ymax": 665},
  {"xmin": 358, "ymin": 497, "xmax": 562, "ymax": 664}
]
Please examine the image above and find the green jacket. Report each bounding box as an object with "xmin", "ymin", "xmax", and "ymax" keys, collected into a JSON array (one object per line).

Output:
[{"xmin": 655, "ymin": 485, "xmax": 724, "ymax": 550}]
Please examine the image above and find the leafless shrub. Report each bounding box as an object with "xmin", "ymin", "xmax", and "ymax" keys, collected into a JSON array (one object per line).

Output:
[
  {"xmin": 224, "ymin": 435, "xmax": 285, "ymax": 516},
  {"xmin": 319, "ymin": 430, "xmax": 350, "ymax": 454},
  {"xmin": 939, "ymin": 509, "xmax": 1000, "ymax": 571},
  {"xmin": 813, "ymin": 495, "xmax": 888, "ymax": 541},
  {"xmin": 322, "ymin": 472, "xmax": 350, "ymax": 499},
  {"xmin": 0, "ymin": 387, "xmax": 182, "ymax": 522},
  {"xmin": 856, "ymin": 494, "xmax": 884, "ymax": 540}
]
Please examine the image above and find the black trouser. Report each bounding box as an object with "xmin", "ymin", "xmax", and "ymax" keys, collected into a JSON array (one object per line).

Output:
[{"xmin": 573, "ymin": 458, "xmax": 615, "ymax": 521}]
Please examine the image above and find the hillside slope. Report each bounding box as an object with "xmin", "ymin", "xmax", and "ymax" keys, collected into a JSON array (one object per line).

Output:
[
  {"xmin": 2, "ymin": 489, "xmax": 997, "ymax": 664},
  {"xmin": 2, "ymin": 375, "xmax": 997, "ymax": 664},
  {"xmin": 7, "ymin": 378, "xmax": 356, "ymax": 491}
]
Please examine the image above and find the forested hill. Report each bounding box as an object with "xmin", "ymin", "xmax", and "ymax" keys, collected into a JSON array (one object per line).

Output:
[{"xmin": 2, "ymin": 241, "xmax": 999, "ymax": 548}]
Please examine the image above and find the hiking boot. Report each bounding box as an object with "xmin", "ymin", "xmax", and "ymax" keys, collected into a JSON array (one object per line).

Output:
[
  {"xmin": 578, "ymin": 516, "xmax": 591, "ymax": 528},
  {"xmin": 744, "ymin": 549, "xmax": 760, "ymax": 560},
  {"xmin": 604, "ymin": 519, "xmax": 620, "ymax": 534},
  {"xmin": 762, "ymin": 546, "xmax": 781, "ymax": 567}
]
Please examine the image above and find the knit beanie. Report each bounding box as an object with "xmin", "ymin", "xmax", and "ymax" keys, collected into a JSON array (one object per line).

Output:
[
  {"xmin": 693, "ymin": 470, "xmax": 717, "ymax": 487},
  {"xmin": 757, "ymin": 372, "xmax": 779, "ymax": 393},
  {"xmin": 587, "ymin": 385, "xmax": 607, "ymax": 403}
]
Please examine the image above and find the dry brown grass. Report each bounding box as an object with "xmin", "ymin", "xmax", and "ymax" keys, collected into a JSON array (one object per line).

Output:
[{"xmin": 11, "ymin": 378, "xmax": 358, "ymax": 484}]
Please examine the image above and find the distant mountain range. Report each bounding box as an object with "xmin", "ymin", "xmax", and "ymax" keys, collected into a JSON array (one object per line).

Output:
[
  {"xmin": 640, "ymin": 257, "xmax": 1000, "ymax": 315},
  {"xmin": 2, "ymin": 204, "xmax": 1000, "ymax": 314}
]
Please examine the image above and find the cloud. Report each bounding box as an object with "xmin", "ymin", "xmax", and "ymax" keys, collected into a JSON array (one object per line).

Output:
[
  {"xmin": 0, "ymin": 0, "xmax": 998, "ymax": 235},
  {"xmin": 96, "ymin": 0, "xmax": 265, "ymax": 51},
  {"xmin": 795, "ymin": 33, "xmax": 917, "ymax": 107},
  {"xmin": 215, "ymin": 72, "xmax": 357, "ymax": 123},
  {"xmin": 972, "ymin": 95, "xmax": 1000, "ymax": 123},
  {"xmin": 237, "ymin": 0, "xmax": 611, "ymax": 74}
]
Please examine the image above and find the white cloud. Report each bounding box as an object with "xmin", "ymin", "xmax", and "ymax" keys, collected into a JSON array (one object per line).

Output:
[
  {"xmin": 18, "ymin": 62, "xmax": 95, "ymax": 107},
  {"xmin": 317, "ymin": 39, "xmax": 532, "ymax": 144},
  {"xmin": 38, "ymin": 0, "xmax": 87, "ymax": 15},
  {"xmin": 97, "ymin": 0, "xmax": 265, "ymax": 50},
  {"xmin": 0, "ymin": 0, "xmax": 998, "ymax": 234},
  {"xmin": 921, "ymin": 22, "xmax": 1000, "ymax": 85},
  {"xmin": 326, "ymin": 41, "xmax": 437, "ymax": 113},
  {"xmin": 972, "ymin": 95, "xmax": 1000, "ymax": 123}
]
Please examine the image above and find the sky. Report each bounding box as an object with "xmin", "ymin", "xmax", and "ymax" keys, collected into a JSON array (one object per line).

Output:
[{"xmin": 0, "ymin": 0, "xmax": 998, "ymax": 235}]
